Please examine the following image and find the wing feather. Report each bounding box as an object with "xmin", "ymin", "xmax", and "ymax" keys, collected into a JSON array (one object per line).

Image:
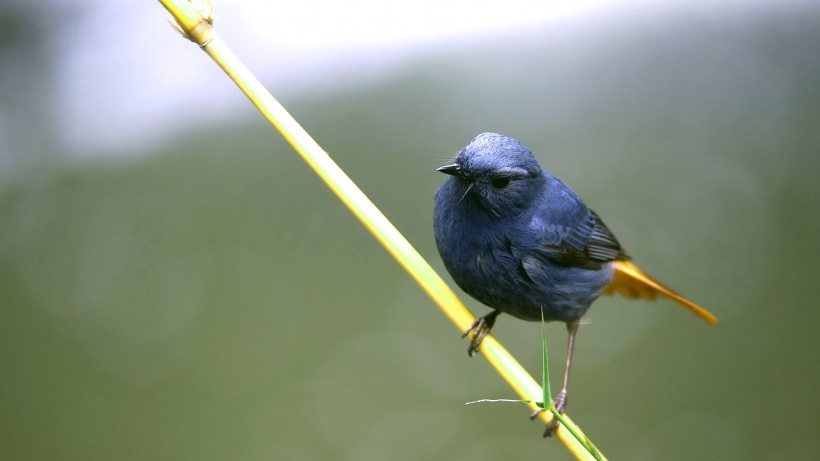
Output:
[{"xmin": 538, "ymin": 210, "xmax": 628, "ymax": 269}]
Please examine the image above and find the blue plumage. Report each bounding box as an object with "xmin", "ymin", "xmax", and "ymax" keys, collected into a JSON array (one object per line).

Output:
[
  {"xmin": 434, "ymin": 133, "xmax": 717, "ymax": 437},
  {"xmin": 433, "ymin": 132, "xmax": 631, "ymax": 435},
  {"xmin": 434, "ymin": 132, "xmax": 623, "ymax": 324}
]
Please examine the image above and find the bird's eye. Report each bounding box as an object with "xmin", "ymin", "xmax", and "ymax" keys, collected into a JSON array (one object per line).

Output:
[{"xmin": 490, "ymin": 176, "xmax": 511, "ymax": 190}]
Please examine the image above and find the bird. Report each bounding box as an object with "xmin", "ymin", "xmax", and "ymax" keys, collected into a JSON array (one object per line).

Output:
[{"xmin": 433, "ymin": 132, "xmax": 718, "ymax": 436}]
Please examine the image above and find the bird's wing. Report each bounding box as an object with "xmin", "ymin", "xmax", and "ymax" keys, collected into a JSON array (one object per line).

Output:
[
  {"xmin": 604, "ymin": 260, "xmax": 719, "ymax": 326},
  {"xmin": 536, "ymin": 209, "xmax": 629, "ymax": 270}
]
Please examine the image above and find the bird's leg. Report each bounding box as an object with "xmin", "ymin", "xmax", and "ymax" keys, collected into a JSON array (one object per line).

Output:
[
  {"xmin": 542, "ymin": 320, "xmax": 580, "ymax": 437},
  {"xmin": 461, "ymin": 310, "xmax": 500, "ymax": 357}
]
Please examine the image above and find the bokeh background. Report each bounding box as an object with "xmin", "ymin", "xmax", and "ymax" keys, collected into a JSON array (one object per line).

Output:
[{"xmin": 2, "ymin": 0, "xmax": 819, "ymax": 459}]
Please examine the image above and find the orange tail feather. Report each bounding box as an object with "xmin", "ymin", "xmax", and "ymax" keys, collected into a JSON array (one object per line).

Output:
[{"xmin": 604, "ymin": 260, "xmax": 718, "ymax": 326}]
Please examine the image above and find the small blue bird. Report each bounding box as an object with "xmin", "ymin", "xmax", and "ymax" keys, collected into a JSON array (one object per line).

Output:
[{"xmin": 433, "ymin": 133, "xmax": 717, "ymax": 435}]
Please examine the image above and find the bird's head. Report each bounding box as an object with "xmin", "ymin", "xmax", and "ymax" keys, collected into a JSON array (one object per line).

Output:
[{"xmin": 438, "ymin": 133, "xmax": 545, "ymax": 219}]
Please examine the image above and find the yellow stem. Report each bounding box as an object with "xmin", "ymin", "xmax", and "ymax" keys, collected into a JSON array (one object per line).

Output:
[{"xmin": 156, "ymin": 2, "xmax": 604, "ymax": 459}]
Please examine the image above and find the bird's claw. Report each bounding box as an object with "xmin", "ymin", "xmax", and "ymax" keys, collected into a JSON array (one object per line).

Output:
[
  {"xmin": 541, "ymin": 390, "xmax": 568, "ymax": 437},
  {"xmin": 461, "ymin": 312, "xmax": 498, "ymax": 356},
  {"xmin": 461, "ymin": 318, "xmax": 489, "ymax": 356}
]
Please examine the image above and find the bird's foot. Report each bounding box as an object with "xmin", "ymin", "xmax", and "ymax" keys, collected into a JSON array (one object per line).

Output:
[
  {"xmin": 541, "ymin": 389, "xmax": 568, "ymax": 437},
  {"xmin": 461, "ymin": 311, "xmax": 499, "ymax": 357}
]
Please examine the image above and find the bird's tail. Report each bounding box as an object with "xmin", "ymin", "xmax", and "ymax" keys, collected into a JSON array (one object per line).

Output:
[{"xmin": 603, "ymin": 260, "xmax": 718, "ymax": 326}]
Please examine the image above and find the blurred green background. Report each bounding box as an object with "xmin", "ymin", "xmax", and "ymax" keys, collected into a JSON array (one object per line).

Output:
[{"xmin": 2, "ymin": 1, "xmax": 819, "ymax": 460}]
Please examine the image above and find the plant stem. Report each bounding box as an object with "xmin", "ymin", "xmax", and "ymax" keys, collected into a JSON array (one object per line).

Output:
[{"xmin": 156, "ymin": 2, "xmax": 605, "ymax": 459}]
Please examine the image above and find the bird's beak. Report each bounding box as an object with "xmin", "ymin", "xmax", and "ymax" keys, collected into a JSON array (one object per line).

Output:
[{"xmin": 437, "ymin": 163, "xmax": 462, "ymax": 177}]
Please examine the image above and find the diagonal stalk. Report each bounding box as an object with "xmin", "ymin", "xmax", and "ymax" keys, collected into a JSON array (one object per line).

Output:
[{"xmin": 156, "ymin": 2, "xmax": 605, "ymax": 459}]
